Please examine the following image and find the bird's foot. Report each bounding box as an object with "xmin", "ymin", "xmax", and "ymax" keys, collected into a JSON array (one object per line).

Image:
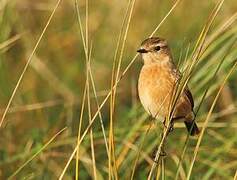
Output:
[
  {"xmin": 152, "ymin": 149, "xmax": 167, "ymax": 163},
  {"xmin": 162, "ymin": 120, "xmax": 174, "ymax": 134},
  {"xmin": 168, "ymin": 122, "xmax": 174, "ymax": 133}
]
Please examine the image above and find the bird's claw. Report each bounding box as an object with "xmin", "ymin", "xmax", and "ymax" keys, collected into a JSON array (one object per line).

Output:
[
  {"xmin": 168, "ymin": 123, "xmax": 174, "ymax": 133},
  {"xmin": 152, "ymin": 149, "xmax": 167, "ymax": 163}
]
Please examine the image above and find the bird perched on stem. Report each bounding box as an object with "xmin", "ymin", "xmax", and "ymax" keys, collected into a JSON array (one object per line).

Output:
[{"xmin": 137, "ymin": 37, "xmax": 199, "ymax": 136}]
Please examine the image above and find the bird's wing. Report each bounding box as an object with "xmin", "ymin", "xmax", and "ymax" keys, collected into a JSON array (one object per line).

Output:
[
  {"xmin": 184, "ymin": 88, "xmax": 194, "ymax": 109},
  {"xmin": 171, "ymin": 67, "xmax": 194, "ymax": 109}
]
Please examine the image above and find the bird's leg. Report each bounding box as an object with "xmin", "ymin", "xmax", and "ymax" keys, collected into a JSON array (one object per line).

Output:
[
  {"xmin": 162, "ymin": 118, "xmax": 173, "ymax": 133},
  {"xmin": 160, "ymin": 130, "xmax": 167, "ymax": 157},
  {"xmin": 148, "ymin": 115, "xmax": 156, "ymax": 127},
  {"xmin": 160, "ymin": 145, "xmax": 167, "ymax": 157},
  {"xmin": 152, "ymin": 130, "xmax": 167, "ymax": 164},
  {"xmin": 148, "ymin": 108, "xmax": 156, "ymax": 123},
  {"xmin": 168, "ymin": 119, "xmax": 174, "ymax": 133},
  {"xmin": 152, "ymin": 148, "xmax": 167, "ymax": 163},
  {"xmin": 168, "ymin": 116, "xmax": 185, "ymax": 134}
]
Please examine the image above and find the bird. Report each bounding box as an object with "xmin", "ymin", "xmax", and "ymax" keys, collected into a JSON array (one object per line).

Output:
[{"xmin": 137, "ymin": 37, "xmax": 199, "ymax": 136}]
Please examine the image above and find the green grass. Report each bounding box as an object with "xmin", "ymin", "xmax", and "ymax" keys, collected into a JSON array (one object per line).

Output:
[{"xmin": 0, "ymin": 0, "xmax": 237, "ymax": 179}]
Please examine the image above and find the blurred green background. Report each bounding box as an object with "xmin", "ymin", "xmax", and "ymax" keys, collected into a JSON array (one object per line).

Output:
[{"xmin": 0, "ymin": 0, "xmax": 237, "ymax": 179}]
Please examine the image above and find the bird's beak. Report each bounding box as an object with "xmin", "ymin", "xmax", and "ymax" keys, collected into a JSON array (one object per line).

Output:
[{"xmin": 137, "ymin": 48, "xmax": 148, "ymax": 53}]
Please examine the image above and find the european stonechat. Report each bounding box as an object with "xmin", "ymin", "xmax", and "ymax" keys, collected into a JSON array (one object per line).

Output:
[{"xmin": 137, "ymin": 37, "xmax": 199, "ymax": 136}]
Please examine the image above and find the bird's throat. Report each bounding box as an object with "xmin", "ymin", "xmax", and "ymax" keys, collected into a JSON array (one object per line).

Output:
[{"xmin": 142, "ymin": 53, "xmax": 173, "ymax": 69}]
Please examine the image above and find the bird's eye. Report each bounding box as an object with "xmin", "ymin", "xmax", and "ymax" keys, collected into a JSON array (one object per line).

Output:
[{"xmin": 154, "ymin": 46, "xmax": 161, "ymax": 51}]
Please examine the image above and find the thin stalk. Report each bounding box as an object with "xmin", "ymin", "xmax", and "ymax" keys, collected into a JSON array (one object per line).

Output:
[
  {"xmin": 109, "ymin": 0, "xmax": 136, "ymax": 178},
  {"xmin": 130, "ymin": 121, "xmax": 153, "ymax": 179},
  {"xmin": 86, "ymin": 45, "xmax": 97, "ymax": 179},
  {"xmin": 74, "ymin": 0, "xmax": 89, "ymax": 178},
  {"xmin": 75, "ymin": 81, "xmax": 87, "ymax": 180},
  {"xmin": 75, "ymin": 0, "xmax": 109, "ymax": 165}
]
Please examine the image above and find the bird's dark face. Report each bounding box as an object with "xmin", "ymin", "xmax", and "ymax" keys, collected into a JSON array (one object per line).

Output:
[{"xmin": 137, "ymin": 37, "xmax": 171, "ymax": 64}]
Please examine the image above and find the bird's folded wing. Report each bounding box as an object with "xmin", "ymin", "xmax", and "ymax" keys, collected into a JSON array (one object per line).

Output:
[{"xmin": 184, "ymin": 88, "xmax": 194, "ymax": 108}]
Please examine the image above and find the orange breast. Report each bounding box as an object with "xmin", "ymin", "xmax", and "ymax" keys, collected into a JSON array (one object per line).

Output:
[
  {"xmin": 138, "ymin": 64, "xmax": 176, "ymax": 118},
  {"xmin": 138, "ymin": 63, "xmax": 194, "ymax": 121}
]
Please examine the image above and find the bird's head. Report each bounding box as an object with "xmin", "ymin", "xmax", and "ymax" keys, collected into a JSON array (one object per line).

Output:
[{"xmin": 137, "ymin": 37, "xmax": 172, "ymax": 65}]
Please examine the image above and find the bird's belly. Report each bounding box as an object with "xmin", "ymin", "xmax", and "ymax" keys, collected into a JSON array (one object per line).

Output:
[{"xmin": 138, "ymin": 78, "xmax": 173, "ymax": 119}]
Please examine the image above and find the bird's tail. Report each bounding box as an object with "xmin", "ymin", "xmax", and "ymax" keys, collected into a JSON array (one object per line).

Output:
[{"xmin": 184, "ymin": 121, "xmax": 200, "ymax": 136}]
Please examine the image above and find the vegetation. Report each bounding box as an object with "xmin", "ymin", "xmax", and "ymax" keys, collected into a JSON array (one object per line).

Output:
[{"xmin": 0, "ymin": 0, "xmax": 237, "ymax": 179}]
